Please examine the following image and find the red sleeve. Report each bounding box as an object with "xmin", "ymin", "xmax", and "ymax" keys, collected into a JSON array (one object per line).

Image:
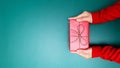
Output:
[
  {"xmin": 91, "ymin": 1, "xmax": 120, "ymax": 24},
  {"xmin": 92, "ymin": 46, "xmax": 120, "ymax": 64}
]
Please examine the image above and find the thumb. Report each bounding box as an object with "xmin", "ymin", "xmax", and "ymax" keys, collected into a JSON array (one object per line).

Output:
[
  {"xmin": 76, "ymin": 17, "xmax": 89, "ymax": 22},
  {"xmin": 70, "ymin": 50, "xmax": 81, "ymax": 54}
]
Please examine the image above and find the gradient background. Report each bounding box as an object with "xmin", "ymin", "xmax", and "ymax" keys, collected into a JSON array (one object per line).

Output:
[{"xmin": 0, "ymin": 0, "xmax": 120, "ymax": 68}]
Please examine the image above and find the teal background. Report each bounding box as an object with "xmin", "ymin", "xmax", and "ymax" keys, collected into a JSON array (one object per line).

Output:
[{"xmin": 0, "ymin": 0, "xmax": 120, "ymax": 68}]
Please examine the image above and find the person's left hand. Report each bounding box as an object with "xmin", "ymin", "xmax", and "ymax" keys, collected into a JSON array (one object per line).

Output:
[{"xmin": 71, "ymin": 47, "xmax": 92, "ymax": 59}]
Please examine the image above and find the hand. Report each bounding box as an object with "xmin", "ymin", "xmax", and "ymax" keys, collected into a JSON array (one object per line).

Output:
[
  {"xmin": 69, "ymin": 11, "xmax": 92, "ymax": 23},
  {"xmin": 71, "ymin": 48, "xmax": 92, "ymax": 59}
]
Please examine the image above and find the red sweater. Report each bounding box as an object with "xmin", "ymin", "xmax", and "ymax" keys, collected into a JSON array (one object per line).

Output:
[{"xmin": 91, "ymin": 1, "xmax": 120, "ymax": 64}]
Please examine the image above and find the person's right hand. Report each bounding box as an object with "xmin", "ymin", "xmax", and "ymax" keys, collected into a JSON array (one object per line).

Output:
[{"xmin": 69, "ymin": 11, "xmax": 92, "ymax": 23}]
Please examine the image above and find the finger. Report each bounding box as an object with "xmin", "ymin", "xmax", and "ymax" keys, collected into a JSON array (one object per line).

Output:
[
  {"xmin": 71, "ymin": 50, "xmax": 81, "ymax": 54},
  {"xmin": 77, "ymin": 11, "xmax": 88, "ymax": 18},
  {"xmin": 70, "ymin": 51, "xmax": 78, "ymax": 53},
  {"xmin": 68, "ymin": 11, "xmax": 89, "ymax": 20},
  {"xmin": 68, "ymin": 17, "xmax": 78, "ymax": 20},
  {"xmin": 75, "ymin": 50, "xmax": 83, "ymax": 55},
  {"xmin": 76, "ymin": 17, "xmax": 88, "ymax": 22}
]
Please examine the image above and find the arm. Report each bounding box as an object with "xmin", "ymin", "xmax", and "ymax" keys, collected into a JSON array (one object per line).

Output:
[
  {"xmin": 92, "ymin": 46, "xmax": 120, "ymax": 64},
  {"xmin": 71, "ymin": 45, "xmax": 120, "ymax": 64},
  {"xmin": 92, "ymin": 1, "xmax": 120, "ymax": 24}
]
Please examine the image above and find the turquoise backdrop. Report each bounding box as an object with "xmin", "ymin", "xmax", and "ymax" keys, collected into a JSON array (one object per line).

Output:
[{"xmin": 0, "ymin": 0, "xmax": 120, "ymax": 68}]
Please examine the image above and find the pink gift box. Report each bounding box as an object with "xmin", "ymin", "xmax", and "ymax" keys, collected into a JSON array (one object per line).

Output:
[{"xmin": 69, "ymin": 19, "xmax": 89, "ymax": 52}]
